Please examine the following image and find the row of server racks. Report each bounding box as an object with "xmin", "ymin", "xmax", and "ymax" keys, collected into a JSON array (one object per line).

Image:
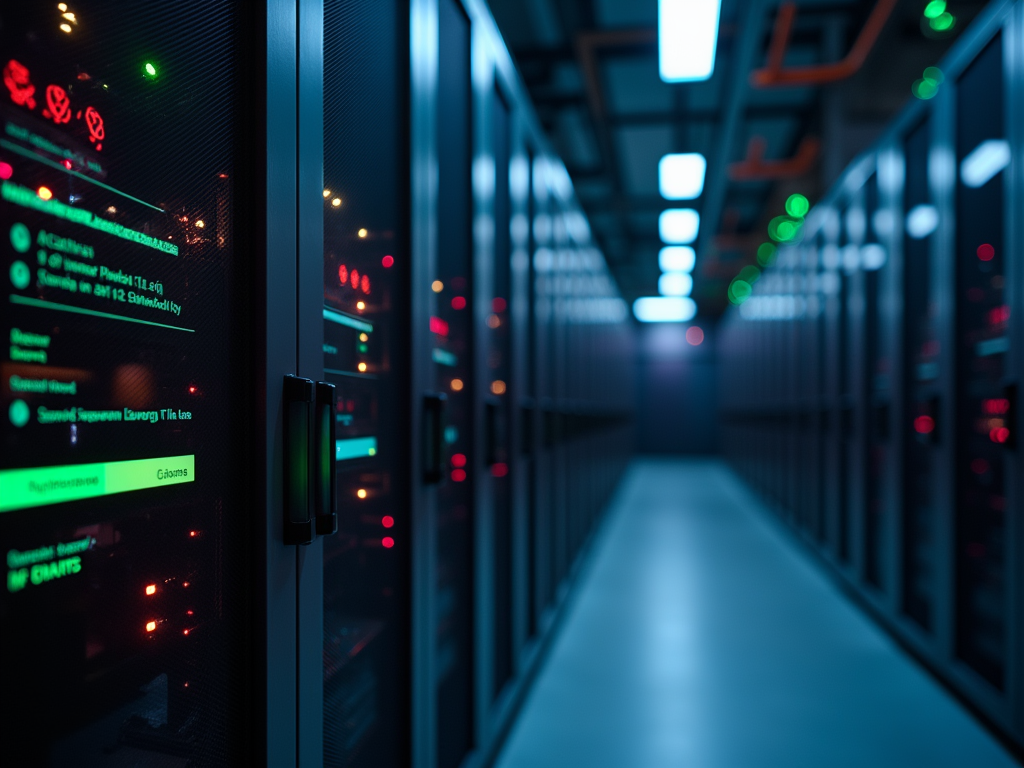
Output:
[
  {"xmin": 0, "ymin": 1, "xmax": 635, "ymax": 766},
  {"xmin": 720, "ymin": 0, "xmax": 1024, "ymax": 750}
]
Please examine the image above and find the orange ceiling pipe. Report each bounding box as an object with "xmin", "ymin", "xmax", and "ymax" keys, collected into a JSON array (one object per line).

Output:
[
  {"xmin": 728, "ymin": 135, "xmax": 820, "ymax": 181},
  {"xmin": 750, "ymin": 0, "xmax": 898, "ymax": 87}
]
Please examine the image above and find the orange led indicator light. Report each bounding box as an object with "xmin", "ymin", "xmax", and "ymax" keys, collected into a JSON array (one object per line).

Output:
[
  {"xmin": 145, "ymin": 584, "xmax": 157, "ymax": 596},
  {"xmin": 145, "ymin": 621, "xmax": 157, "ymax": 633}
]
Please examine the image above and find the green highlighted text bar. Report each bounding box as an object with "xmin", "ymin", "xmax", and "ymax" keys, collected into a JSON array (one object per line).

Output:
[{"xmin": 0, "ymin": 455, "xmax": 194, "ymax": 512}]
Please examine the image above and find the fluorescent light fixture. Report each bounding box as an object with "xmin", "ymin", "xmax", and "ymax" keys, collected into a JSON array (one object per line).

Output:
[
  {"xmin": 633, "ymin": 296, "xmax": 697, "ymax": 322},
  {"xmin": 659, "ymin": 272, "xmax": 694, "ymax": 297},
  {"xmin": 960, "ymin": 139, "xmax": 1010, "ymax": 188},
  {"xmin": 659, "ymin": 0, "xmax": 722, "ymax": 82},
  {"xmin": 659, "ymin": 209, "xmax": 700, "ymax": 244},
  {"xmin": 659, "ymin": 246, "xmax": 696, "ymax": 272},
  {"xmin": 659, "ymin": 153, "xmax": 706, "ymax": 199},
  {"xmin": 906, "ymin": 204, "xmax": 939, "ymax": 239}
]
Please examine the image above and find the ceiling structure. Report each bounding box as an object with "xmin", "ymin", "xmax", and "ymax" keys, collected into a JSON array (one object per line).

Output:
[{"xmin": 487, "ymin": 0, "xmax": 988, "ymax": 316}]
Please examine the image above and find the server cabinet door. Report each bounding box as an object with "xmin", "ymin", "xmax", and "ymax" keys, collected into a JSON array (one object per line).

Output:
[
  {"xmin": 951, "ymin": 32, "xmax": 1011, "ymax": 694},
  {"xmin": 901, "ymin": 115, "xmax": 945, "ymax": 637},
  {"xmin": 0, "ymin": 2, "xmax": 302, "ymax": 764},
  {"xmin": 314, "ymin": 1, "xmax": 413, "ymax": 766},
  {"xmin": 429, "ymin": 2, "xmax": 477, "ymax": 766}
]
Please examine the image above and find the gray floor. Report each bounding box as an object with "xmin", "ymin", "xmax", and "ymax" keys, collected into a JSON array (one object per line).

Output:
[{"xmin": 495, "ymin": 458, "xmax": 1021, "ymax": 768}]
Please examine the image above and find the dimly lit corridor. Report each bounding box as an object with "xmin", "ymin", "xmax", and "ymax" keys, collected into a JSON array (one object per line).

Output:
[{"xmin": 498, "ymin": 460, "xmax": 1018, "ymax": 768}]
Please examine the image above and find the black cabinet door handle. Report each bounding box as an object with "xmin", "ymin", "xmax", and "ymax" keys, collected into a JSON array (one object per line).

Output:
[
  {"xmin": 283, "ymin": 375, "xmax": 316, "ymax": 545},
  {"xmin": 314, "ymin": 381, "xmax": 338, "ymax": 535},
  {"xmin": 423, "ymin": 393, "xmax": 447, "ymax": 484}
]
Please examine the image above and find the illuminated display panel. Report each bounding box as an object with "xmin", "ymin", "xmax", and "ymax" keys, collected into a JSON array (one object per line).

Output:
[
  {"xmin": 953, "ymin": 35, "xmax": 1006, "ymax": 689},
  {"xmin": 321, "ymin": 2, "xmax": 410, "ymax": 765},
  {"xmin": 0, "ymin": 2, "xmax": 252, "ymax": 762},
  {"xmin": 902, "ymin": 117, "xmax": 938, "ymax": 631},
  {"xmin": 435, "ymin": 2, "xmax": 475, "ymax": 766}
]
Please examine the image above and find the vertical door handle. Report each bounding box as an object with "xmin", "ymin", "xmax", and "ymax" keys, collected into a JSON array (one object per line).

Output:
[
  {"xmin": 423, "ymin": 393, "xmax": 447, "ymax": 484},
  {"xmin": 284, "ymin": 375, "xmax": 316, "ymax": 545},
  {"xmin": 314, "ymin": 381, "xmax": 338, "ymax": 535}
]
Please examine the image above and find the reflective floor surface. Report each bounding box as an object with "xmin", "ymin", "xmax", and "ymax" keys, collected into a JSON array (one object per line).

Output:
[{"xmin": 495, "ymin": 458, "xmax": 1020, "ymax": 768}]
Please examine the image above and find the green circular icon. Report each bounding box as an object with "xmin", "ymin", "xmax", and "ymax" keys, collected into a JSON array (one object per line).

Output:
[
  {"xmin": 10, "ymin": 223, "xmax": 30, "ymax": 253},
  {"xmin": 10, "ymin": 260, "xmax": 30, "ymax": 290},
  {"xmin": 9, "ymin": 399, "xmax": 30, "ymax": 428}
]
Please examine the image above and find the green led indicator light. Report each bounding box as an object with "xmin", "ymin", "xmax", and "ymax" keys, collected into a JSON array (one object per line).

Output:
[
  {"xmin": 10, "ymin": 223, "xmax": 30, "ymax": 253},
  {"xmin": 923, "ymin": 0, "xmax": 946, "ymax": 18},
  {"xmin": 0, "ymin": 455, "xmax": 194, "ymax": 512},
  {"xmin": 913, "ymin": 67, "xmax": 945, "ymax": 100},
  {"xmin": 9, "ymin": 260, "xmax": 30, "ymax": 289},
  {"xmin": 144, "ymin": 62, "xmax": 157, "ymax": 78},
  {"xmin": 9, "ymin": 399, "xmax": 29, "ymax": 428},
  {"xmin": 756, "ymin": 242, "xmax": 777, "ymax": 267},
  {"xmin": 785, "ymin": 194, "xmax": 809, "ymax": 218},
  {"xmin": 929, "ymin": 11, "xmax": 954, "ymax": 30},
  {"xmin": 728, "ymin": 279, "xmax": 752, "ymax": 304}
]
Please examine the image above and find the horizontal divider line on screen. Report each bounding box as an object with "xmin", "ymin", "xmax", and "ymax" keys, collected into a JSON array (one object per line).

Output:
[
  {"xmin": 10, "ymin": 295, "xmax": 195, "ymax": 332},
  {"xmin": 0, "ymin": 139, "xmax": 165, "ymax": 213}
]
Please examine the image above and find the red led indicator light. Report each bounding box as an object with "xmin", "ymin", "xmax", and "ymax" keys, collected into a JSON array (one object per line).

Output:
[
  {"xmin": 430, "ymin": 316, "xmax": 449, "ymax": 336},
  {"xmin": 183, "ymin": 629, "xmax": 190, "ymax": 636},
  {"xmin": 4, "ymin": 60, "xmax": 36, "ymax": 110},
  {"xmin": 491, "ymin": 462, "xmax": 508, "ymax": 478},
  {"xmin": 382, "ymin": 254, "xmax": 394, "ymax": 268},
  {"xmin": 914, "ymin": 415, "xmax": 935, "ymax": 434},
  {"xmin": 351, "ymin": 269, "xmax": 360, "ymax": 290},
  {"xmin": 977, "ymin": 243, "xmax": 995, "ymax": 261},
  {"xmin": 492, "ymin": 297, "xmax": 507, "ymax": 313},
  {"xmin": 451, "ymin": 453, "xmax": 467, "ymax": 467},
  {"xmin": 361, "ymin": 274, "xmax": 370, "ymax": 294},
  {"xmin": 0, "ymin": 162, "xmax": 12, "ymax": 180},
  {"xmin": 983, "ymin": 398, "xmax": 1010, "ymax": 414},
  {"xmin": 990, "ymin": 427, "xmax": 1010, "ymax": 444},
  {"xmin": 43, "ymin": 84, "xmax": 71, "ymax": 124},
  {"xmin": 84, "ymin": 106, "xmax": 104, "ymax": 151},
  {"xmin": 338, "ymin": 264, "xmax": 348, "ymax": 285},
  {"xmin": 451, "ymin": 468, "xmax": 467, "ymax": 482},
  {"xmin": 382, "ymin": 536, "xmax": 395, "ymax": 549},
  {"xmin": 382, "ymin": 515, "xmax": 395, "ymax": 528},
  {"xmin": 451, "ymin": 296, "xmax": 467, "ymax": 310},
  {"xmin": 686, "ymin": 326, "xmax": 705, "ymax": 346},
  {"xmin": 189, "ymin": 530, "xmax": 198, "ymax": 537},
  {"xmin": 988, "ymin": 305, "xmax": 1010, "ymax": 326}
]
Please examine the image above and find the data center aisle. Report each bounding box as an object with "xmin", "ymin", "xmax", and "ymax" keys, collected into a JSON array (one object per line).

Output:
[{"xmin": 494, "ymin": 459, "xmax": 1020, "ymax": 768}]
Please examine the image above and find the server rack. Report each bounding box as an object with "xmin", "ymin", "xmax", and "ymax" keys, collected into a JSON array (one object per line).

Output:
[
  {"xmin": 0, "ymin": 1, "xmax": 635, "ymax": 766},
  {"xmin": 721, "ymin": 0, "xmax": 1024, "ymax": 750}
]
